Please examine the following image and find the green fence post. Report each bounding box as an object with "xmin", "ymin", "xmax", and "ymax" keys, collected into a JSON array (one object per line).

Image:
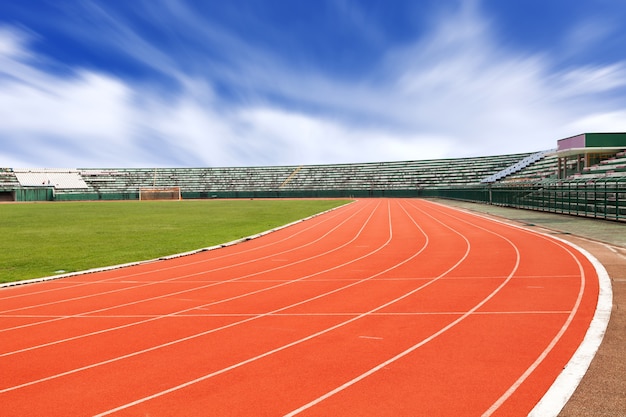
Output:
[{"xmin": 617, "ymin": 180, "xmax": 621, "ymax": 221}]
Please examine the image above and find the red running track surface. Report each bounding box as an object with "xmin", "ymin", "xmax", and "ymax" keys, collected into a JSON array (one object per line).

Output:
[{"xmin": 0, "ymin": 199, "xmax": 602, "ymax": 416}]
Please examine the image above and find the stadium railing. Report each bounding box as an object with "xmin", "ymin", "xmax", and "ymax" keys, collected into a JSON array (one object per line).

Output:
[{"xmin": 424, "ymin": 177, "xmax": 626, "ymax": 222}]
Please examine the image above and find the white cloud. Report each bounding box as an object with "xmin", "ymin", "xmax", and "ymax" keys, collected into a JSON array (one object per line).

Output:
[
  {"xmin": 372, "ymin": 3, "xmax": 626, "ymax": 154},
  {"xmin": 0, "ymin": 23, "xmax": 456, "ymax": 168},
  {"xmin": 2, "ymin": 1, "xmax": 626, "ymax": 169},
  {"xmin": 0, "ymin": 27, "xmax": 29, "ymax": 58},
  {"xmin": 0, "ymin": 36, "xmax": 140, "ymax": 167},
  {"xmin": 1, "ymin": 72, "xmax": 131, "ymax": 138},
  {"xmin": 556, "ymin": 64, "xmax": 626, "ymax": 96},
  {"xmin": 567, "ymin": 110, "xmax": 626, "ymax": 134},
  {"xmin": 235, "ymin": 108, "xmax": 453, "ymax": 165}
]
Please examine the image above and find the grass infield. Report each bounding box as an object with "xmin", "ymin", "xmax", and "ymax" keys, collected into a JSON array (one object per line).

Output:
[{"xmin": 0, "ymin": 199, "xmax": 350, "ymax": 283}]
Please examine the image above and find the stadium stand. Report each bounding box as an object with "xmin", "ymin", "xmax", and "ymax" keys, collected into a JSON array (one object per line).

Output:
[
  {"xmin": 0, "ymin": 168, "xmax": 19, "ymax": 187},
  {"xmin": 500, "ymin": 152, "xmax": 560, "ymax": 183},
  {"xmin": 2, "ymin": 147, "xmax": 625, "ymax": 201},
  {"xmin": 2, "ymin": 152, "xmax": 532, "ymax": 201},
  {"xmin": 13, "ymin": 169, "xmax": 88, "ymax": 189},
  {"xmin": 574, "ymin": 150, "xmax": 626, "ymax": 179},
  {"xmin": 0, "ymin": 168, "xmax": 20, "ymax": 201},
  {"xmin": 2, "ymin": 132, "xmax": 625, "ymax": 221},
  {"xmin": 65, "ymin": 152, "xmax": 532, "ymax": 199},
  {"xmin": 481, "ymin": 149, "xmax": 556, "ymax": 183},
  {"xmin": 427, "ymin": 134, "xmax": 626, "ymax": 221}
]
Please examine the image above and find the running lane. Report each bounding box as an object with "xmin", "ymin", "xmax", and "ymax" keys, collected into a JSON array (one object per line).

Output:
[{"xmin": 0, "ymin": 199, "xmax": 601, "ymax": 416}]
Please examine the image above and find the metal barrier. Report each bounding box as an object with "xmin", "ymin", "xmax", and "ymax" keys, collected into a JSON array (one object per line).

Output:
[{"xmin": 425, "ymin": 177, "xmax": 626, "ymax": 222}]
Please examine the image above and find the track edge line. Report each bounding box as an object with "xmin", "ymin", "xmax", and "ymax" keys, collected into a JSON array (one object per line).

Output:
[
  {"xmin": 528, "ymin": 237, "xmax": 612, "ymax": 417},
  {"xmin": 0, "ymin": 200, "xmax": 355, "ymax": 289},
  {"xmin": 426, "ymin": 200, "xmax": 612, "ymax": 417}
]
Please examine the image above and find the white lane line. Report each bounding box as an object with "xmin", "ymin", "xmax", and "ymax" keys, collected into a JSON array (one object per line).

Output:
[
  {"xmin": 428, "ymin": 200, "xmax": 611, "ymax": 417},
  {"xmin": 0, "ymin": 202, "xmax": 379, "ymax": 356},
  {"xmin": 528, "ymin": 241, "xmax": 611, "ymax": 417},
  {"xmin": 482, "ymin": 237, "xmax": 586, "ymax": 417},
  {"xmin": 0, "ymin": 202, "xmax": 354, "ymax": 302},
  {"xmin": 283, "ymin": 199, "xmax": 520, "ymax": 416},
  {"xmin": 91, "ymin": 200, "xmax": 475, "ymax": 416},
  {"xmin": 2, "ymin": 204, "xmax": 353, "ymax": 297},
  {"xmin": 0, "ymin": 310, "xmax": 572, "ymax": 319},
  {"xmin": 0, "ymin": 202, "xmax": 368, "ymax": 332},
  {"xmin": 0, "ymin": 203, "xmax": 360, "ymax": 313},
  {"xmin": 1, "ymin": 273, "xmax": 580, "ymax": 290},
  {"xmin": 0, "ymin": 201, "xmax": 396, "ymax": 387},
  {"xmin": 90, "ymin": 200, "xmax": 494, "ymax": 417}
]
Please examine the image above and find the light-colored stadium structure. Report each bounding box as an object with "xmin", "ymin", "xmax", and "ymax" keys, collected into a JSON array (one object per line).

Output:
[{"xmin": 2, "ymin": 132, "xmax": 626, "ymax": 221}]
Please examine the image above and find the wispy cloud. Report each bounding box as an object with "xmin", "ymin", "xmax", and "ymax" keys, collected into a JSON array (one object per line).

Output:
[{"xmin": 1, "ymin": 1, "xmax": 626, "ymax": 168}]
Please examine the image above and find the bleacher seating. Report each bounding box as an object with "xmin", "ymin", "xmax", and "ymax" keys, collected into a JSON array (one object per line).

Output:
[
  {"xmin": 482, "ymin": 150, "xmax": 556, "ymax": 183},
  {"xmin": 573, "ymin": 151, "xmax": 626, "ymax": 179},
  {"xmin": 0, "ymin": 168, "xmax": 20, "ymax": 200},
  {"xmin": 0, "ymin": 168, "xmax": 20, "ymax": 189},
  {"xmin": 19, "ymin": 150, "xmax": 622, "ymax": 200},
  {"xmin": 13, "ymin": 169, "xmax": 88, "ymax": 189},
  {"xmin": 500, "ymin": 149, "xmax": 626, "ymax": 183},
  {"xmin": 500, "ymin": 153, "xmax": 560, "ymax": 183},
  {"xmin": 58, "ymin": 152, "xmax": 532, "ymax": 198}
]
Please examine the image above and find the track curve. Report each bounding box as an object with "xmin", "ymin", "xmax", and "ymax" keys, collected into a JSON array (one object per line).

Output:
[{"xmin": 0, "ymin": 199, "xmax": 602, "ymax": 416}]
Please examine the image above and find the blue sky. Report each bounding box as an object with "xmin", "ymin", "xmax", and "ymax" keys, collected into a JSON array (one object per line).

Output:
[{"xmin": 1, "ymin": 0, "xmax": 626, "ymax": 168}]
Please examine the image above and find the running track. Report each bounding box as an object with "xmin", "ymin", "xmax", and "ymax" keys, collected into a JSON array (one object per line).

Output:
[{"xmin": 0, "ymin": 199, "xmax": 606, "ymax": 416}]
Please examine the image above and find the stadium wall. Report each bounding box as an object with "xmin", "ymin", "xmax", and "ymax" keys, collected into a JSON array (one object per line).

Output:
[
  {"xmin": 181, "ymin": 189, "xmax": 424, "ymax": 199},
  {"xmin": 55, "ymin": 192, "xmax": 138, "ymax": 201},
  {"xmin": 13, "ymin": 187, "xmax": 54, "ymax": 202},
  {"xmin": 52, "ymin": 189, "xmax": 426, "ymax": 201}
]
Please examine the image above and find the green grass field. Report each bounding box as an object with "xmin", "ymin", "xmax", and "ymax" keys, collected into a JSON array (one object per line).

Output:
[{"xmin": 0, "ymin": 199, "xmax": 350, "ymax": 283}]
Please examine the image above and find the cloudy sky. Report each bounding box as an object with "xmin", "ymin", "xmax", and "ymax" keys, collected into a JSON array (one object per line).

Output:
[{"xmin": 1, "ymin": 0, "xmax": 626, "ymax": 168}]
